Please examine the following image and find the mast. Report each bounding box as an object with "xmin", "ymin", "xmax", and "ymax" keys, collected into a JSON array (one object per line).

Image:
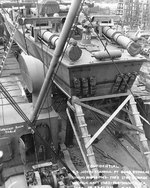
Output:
[{"xmin": 30, "ymin": 0, "xmax": 83, "ymax": 122}]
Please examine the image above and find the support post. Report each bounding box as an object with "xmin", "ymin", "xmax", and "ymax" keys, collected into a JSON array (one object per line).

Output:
[
  {"xmin": 85, "ymin": 94, "xmax": 132, "ymax": 149},
  {"xmin": 72, "ymin": 96, "xmax": 99, "ymax": 180},
  {"xmin": 74, "ymin": 98, "xmax": 143, "ymax": 133},
  {"xmin": 129, "ymin": 96, "xmax": 150, "ymax": 171},
  {"xmin": 66, "ymin": 108, "xmax": 92, "ymax": 177},
  {"xmin": 65, "ymin": 107, "xmax": 74, "ymax": 147}
]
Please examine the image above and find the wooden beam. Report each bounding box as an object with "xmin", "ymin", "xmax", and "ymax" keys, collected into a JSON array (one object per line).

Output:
[
  {"xmin": 130, "ymin": 96, "xmax": 150, "ymax": 171},
  {"xmin": 85, "ymin": 94, "xmax": 132, "ymax": 149},
  {"xmin": 66, "ymin": 108, "xmax": 92, "ymax": 177},
  {"xmin": 72, "ymin": 96, "xmax": 99, "ymax": 179},
  {"xmin": 79, "ymin": 92, "xmax": 129, "ymax": 102},
  {"xmin": 73, "ymin": 99, "xmax": 144, "ymax": 133}
]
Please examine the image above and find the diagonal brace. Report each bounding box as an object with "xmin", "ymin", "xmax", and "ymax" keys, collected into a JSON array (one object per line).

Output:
[
  {"xmin": 74, "ymin": 98, "xmax": 143, "ymax": 134},
  {"xmin": 84, "ymin": 94, "xmax": 132, "ymax": 149}
]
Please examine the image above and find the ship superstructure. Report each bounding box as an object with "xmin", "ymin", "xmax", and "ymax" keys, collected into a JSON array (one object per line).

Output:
[{"xmin": 0, "ymin": 0, "xmax": 150, "ymax": 188}]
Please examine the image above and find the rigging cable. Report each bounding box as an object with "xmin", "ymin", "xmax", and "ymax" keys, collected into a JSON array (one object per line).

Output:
[
  {"xmin": 81, "ymin": 8, "xmax": 134, "ymax": 93},
  {"xmin": 0, "ymin": 5, "xmax": 31, "ymax": 127},
  {"xmin": 32, "ymin": 0, "xmax": 86, "ymax": 123},
  {"xmin": 28, "ymin": 0, "xmax": 87, "ymax": 183},
  {"xmin": 0, "ymin": 82, "xmax": 32, "ymax": 127},
  {"xmin": 93, "ymin": 144, "xmax": 123, "ymax": 167},
  {"xmin": 13, "ymin": 0, "xmax": 86, "ymax": 183},
  {"xmin": 90, "ymin": 108, "xmax": 146, "ymax": 171},
  {"xmin": 32, "ymin": 125, "xmax": 84, "ymax": 187},
  {"xmin": 81, "ymin": 8, "xmax": 150, "ymax": 129},
  {"xmin": 17, "ymin": 0, "xmax": 29, "ymax": 55},
  {"xmin": 0, "ymin": 81, "xmax": 84, "ymax": 184},
  {"xmin": 31, "ymin": 0, "xmax": 60, "ymax": 164}
]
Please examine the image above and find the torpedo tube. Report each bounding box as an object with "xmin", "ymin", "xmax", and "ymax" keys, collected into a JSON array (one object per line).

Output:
[
  {"xmin": 39, "ymin": 30, "xmax": 82, "ymax": 61},
  {"xmin": 102, "ymin": 26, "xmax": 142, "ymax": 56}
]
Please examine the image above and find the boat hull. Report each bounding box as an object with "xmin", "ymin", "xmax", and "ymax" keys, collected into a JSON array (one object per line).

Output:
[{"xmin": 4, "ymin": 15, "xmax": 146, "ymax": 98}]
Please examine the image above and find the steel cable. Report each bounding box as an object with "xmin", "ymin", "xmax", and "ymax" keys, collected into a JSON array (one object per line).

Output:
[
  {"xmin": 82, "ymin": 9, "xmax": 150, "ymax": 123},
  {"xmin": 0, "ymin": 82, "xmax": 31, "ymax": 127}
]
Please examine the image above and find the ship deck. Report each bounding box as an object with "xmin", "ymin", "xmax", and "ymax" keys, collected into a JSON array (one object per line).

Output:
[{"xmin": 1, "ymin": 43, "xmax": 150, "ymax": 187}]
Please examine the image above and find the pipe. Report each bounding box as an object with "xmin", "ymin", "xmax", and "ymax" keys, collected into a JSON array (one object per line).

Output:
[
  {"xmin": 30, "ymin": 0, "xmax": 82, "ymax": 123},
  {"xmin": 102, "ymin": 26, "xmax": 142, "ymax": 56}
]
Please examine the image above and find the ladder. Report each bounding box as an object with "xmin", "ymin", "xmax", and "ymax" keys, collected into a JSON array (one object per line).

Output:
[{"xmin": 0, "ymin": 21, "xmax": 18, "ymax": 76}]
